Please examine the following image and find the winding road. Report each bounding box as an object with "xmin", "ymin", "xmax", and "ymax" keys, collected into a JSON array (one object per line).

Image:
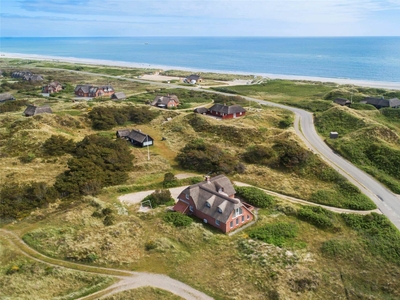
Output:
[{"xmin": 55, "ymin": 68, "xmax": 400, "ymax": 230}]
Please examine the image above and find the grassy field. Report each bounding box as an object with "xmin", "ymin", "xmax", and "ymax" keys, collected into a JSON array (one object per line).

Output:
[
  {"xmin": 0, "ymin": 235, "xmax": 114, "ymax": 300},
  {"xmin": 102, "ymin": 287, "xmax": 184, "ymax": 300}
]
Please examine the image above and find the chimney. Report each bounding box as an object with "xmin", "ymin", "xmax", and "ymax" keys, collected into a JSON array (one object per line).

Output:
[{"xmin": 205, "ymin": 175, "xmax": 210, "ymax": 183}]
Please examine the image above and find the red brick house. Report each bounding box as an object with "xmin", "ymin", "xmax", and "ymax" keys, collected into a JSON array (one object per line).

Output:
[
  {"xmin": 74, "ymin": 84, "xmax": 114, "ymax": 98},
  {"xmin": 173, "ymin": 175, "xmax": 254, "ymax": 233},
  {"xmin": 208, "ymin": 104, "xmax": 246, "ymax": 119},
  {"xmin": 42, "ymin": 81, "xmax": 63, "ymax": 94},
  {"xmin": 151, "ymin": 94, "xmax": 179, "ymax": 108}
]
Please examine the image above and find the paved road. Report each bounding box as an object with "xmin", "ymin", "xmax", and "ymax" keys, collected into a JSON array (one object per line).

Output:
[{"xmin": 43, "ymin": 67, "xmax": 400, "ymax": 230}]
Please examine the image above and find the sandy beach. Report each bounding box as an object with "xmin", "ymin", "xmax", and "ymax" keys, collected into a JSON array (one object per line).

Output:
[{"xmin": 2, "ymin": 52, "xmax": 400, "ymax": 90}]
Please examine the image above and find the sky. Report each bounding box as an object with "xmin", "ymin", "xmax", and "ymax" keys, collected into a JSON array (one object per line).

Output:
[{"xmin": 1, "ymin": 0, "xmax": 400, "ymax": 37}]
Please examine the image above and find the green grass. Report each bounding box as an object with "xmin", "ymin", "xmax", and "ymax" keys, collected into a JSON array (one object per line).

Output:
[{"xmin": 102, "ymin": 287, "xmax": 184, "ymax": 300}]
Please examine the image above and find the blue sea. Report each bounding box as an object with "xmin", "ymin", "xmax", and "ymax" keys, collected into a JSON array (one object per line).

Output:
[{"xmin": 1, "ymin": 37, "xmax": 400, "ymax": 82}]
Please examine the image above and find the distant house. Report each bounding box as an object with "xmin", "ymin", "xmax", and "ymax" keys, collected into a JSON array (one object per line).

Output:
[
  {"xmin": 173, "ymin": 175, "xmax": 255, "ymax": 233},
  {"xmin": 334, "ymin": 98, "xmax": 351, "ymax": 106},
  {"xmin": 208, "ymin": 104, "xmax": 246, "ymax": 119},
  {"xmin": 42, "ymin": 81, "xmax": 63, "ymax": 94},
  {"xmin": 184, "ymin": 74, "xmax": 202, "ymax": 84},
  {"xmin": 74, "ymin": 84, "xmax": 114, "ymax": 98},
  {"xmin": 151, "ymin": 94, "xmax": 179, "ymax": 108},
  {"xmin": 362, "ymin": 97, "xmax": 400, "ymax": 109},
  {"xmin": 0, "ymin": 93, "xmax": 15, "ymax": 102},
  {"xmin": 116, "ymin": 129, "xmax": 154, "ymax": 147},
  {"xmin": 111, "ymin": 92, "xmax": 127, "ymax": 100},
  {"xmin": 193, "ymin": 107, "xmax": 208, "ymax": 114},
  {"xmin": 23, "ymin": 105, "xmax": 52, "ymax": 117},
  {"xmin": 11, "ymin": 71, "xmax": 43, "ymax": 82}
]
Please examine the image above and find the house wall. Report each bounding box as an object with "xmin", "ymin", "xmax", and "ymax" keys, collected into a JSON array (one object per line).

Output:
[
  {"xmin": 208, "ymin": 111, "xmax": 246, "ymax": 119},
  {"xmin": 223, "ymin": 207, "xmax": 254, "ymax": 233}
]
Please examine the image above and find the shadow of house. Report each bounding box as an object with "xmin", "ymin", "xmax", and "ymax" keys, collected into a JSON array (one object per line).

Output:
[
  {"xmin": 208, "ymin": 104, "xmax": 246, "ymax": 119},
  {"xmin": 0, "ymin": 93, "xmax": 15, "ymax": 103},
  {"xmin": 116, "ymin": 129, "xmax": 154, "ymax": 147},
  {"xmin": 334, "ymin": 98, "xmax": 351, "ymax": 106},
  {"xmin": 151, "ymin": 94, "xmax": 179, "ymax": 108},
  {"xmin": 23, "ymin": 105, "xmax": 52, "ymax": 117},
  {"xmin": 173, "ymin": 175, "xmax": 255, "ymax": 233},
  {"xmin": 362, "ymin": 97, "xmax": 400, "ymax": 109}
]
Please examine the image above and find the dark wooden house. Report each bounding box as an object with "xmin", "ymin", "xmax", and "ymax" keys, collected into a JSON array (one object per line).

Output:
[
  {"xmin": 208, "ymin": 104, "xmax": 246, "ymax": 119},
  {"xmin": 362, "ymin": 97, "xmax": 400, "ymax": 109},
  {"xmin": 24, "ymin": 105, "xmax": 52, "ymax": 117},
  {"xmin": 116, "ymin": 129, "xmax": 154, "ymax": 147},
  {"xmin": 334, "ymin": 98, "xmax": 351, "ymax": 106}
]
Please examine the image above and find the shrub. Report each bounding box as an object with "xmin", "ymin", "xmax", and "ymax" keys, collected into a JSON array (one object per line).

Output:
[
  {"xmin": 234, "ymin": 186, "xmax": 275, "ymax": 208},
  {"xmin": 341, "ymin": 213, "xmax": 400, "ymax": 264},
  {"xmin": 249, "ymin": 222, "xmax": 298, "ymax": 247},
  {"xmin": 163, "ymin": 172, "xmax": 178, "ymax": 188},
  {"xmin": 145, "ymin": 240, "xmax": 157, "ymax": 251},
  {"xmin": 42, "ymin": 135, "xmax": 75, "ymax": 156},
  {"xmin": 54, "ymin": 134, "xmax": 135, "ymax": 198},
  {"xmin": 19, "ymin": 153, "xmax": 36, "ymax": 163},
  {"xmin": 176, "ymin": 139, "xmax": 244, "ymax": 174},
  {"xmin": 320, "ymin": 239, "xmax": 355, "ymax": 259},
  {"xmin": 297, "ymin": 206, "xmax": 334, "ymax": 229},
  {"xmin": 143, "ymin": 189, "xmax": 174, "ymax": 208},
  {"xmin": 103, "ymin": 215, "xmax": 115, "ymax": 226},
  {"xmin": 163, "ymin": 212, "xmax": 193, "ymax": 227}
]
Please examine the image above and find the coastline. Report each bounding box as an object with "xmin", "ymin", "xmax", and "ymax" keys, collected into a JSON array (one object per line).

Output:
[{"xmin": 2, "ymin": 52, "xmax": 400, "ymax": 90}]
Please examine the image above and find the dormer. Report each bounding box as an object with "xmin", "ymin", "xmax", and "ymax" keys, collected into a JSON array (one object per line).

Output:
[
  {"xmin": 217, "ymin": 200, "xmax": 228, "ymax": 214},
  {"xmin": 205, "ymin": 195, "xmax": 216, "ymax": 208}
]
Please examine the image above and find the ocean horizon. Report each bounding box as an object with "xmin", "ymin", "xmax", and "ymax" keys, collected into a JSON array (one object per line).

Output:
[{"xmin": 1, "ymin": 36, "xmax": 400, "ymax": 83}]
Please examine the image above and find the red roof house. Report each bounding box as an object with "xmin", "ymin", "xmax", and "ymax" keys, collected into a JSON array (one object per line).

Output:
[
  {"xmin": 173, "ymin": 175, "xmax": 254, "ymax": 233},
  {"xmin": 207, "ymin": 104, "xmax": 246, "ymax": 119}
]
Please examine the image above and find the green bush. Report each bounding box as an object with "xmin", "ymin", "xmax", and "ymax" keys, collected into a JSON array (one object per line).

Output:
[
  {"xmin": 320, "ymin": 239, "xmax": 355, "ymax": 259},
  {"xmin": 19, "ymin": 153, "xmax": 36, "ymax": 163},
  {"xmin": 342, "ymin": 213, "xmax": 400, "ymax": 264},
  {"xmin": 249, "ymin": 222, "xmax": 298, "ymax": 247},
  {"xmin": 163, "ymin": 212, "xmax": 193, "ymax": 227},
  {"xmin": 143, "ymin": 189, "xmax": 174, "ymax": 208},
  {"xmin": 42, "ymin": 135, "xmax": 75, "ymax": 156},
  {"xmin": 234, "ymin": 186, "xmax": 275, "ymax": 208},
  {"xmin": 176, "ymin": 139, "xmax": 245, "ymax": 175},
  {"xmin": 54, "ymin": 134, "xmax": 134, "ymax": 197},
  {"xmin": 163, "ymin": 172, "xmax": 178, "ymax": 188},
  {"xmin": 297, "ymin": 206, "xmax": 335, "ymax": 229}
]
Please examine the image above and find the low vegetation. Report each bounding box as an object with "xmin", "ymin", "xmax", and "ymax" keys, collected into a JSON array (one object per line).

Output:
[
  {"xmin": 142, "ymin": 189, "xmax": 175, "ymax": 208},
  {"xmin": 234, "ymin": 186, "xmax": 275, "ymax": 208}
]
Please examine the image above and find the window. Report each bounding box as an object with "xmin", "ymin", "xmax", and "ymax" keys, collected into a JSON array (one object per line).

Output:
[
  {"xmin": 234, "ymin": 207, "xmax": 243, "ymax": 218},
  {"xmin": 215, "ymin": 220, "xmax": 220, "ymax": 226},
  {"xmin": 230, "ymin": 221, "xmax": 233, "ymax": 228},
  {"xmin": 242, "ymin": 216, "xmax": 244, "ymax": 223},
  {"xmin": 236, "ymin": 218, "xmax": 239, "ymax": 225},
  {"xmin": 218, "ymin": 207, "xmax": 222, "ymax": 213},
  {"xmin": 185, "ymin": 194, "xmax": 189, "ymax": 200},
  {"xmin": 189, "ymin": 206, "xmax": 194, "ymax": 212},
  {"xmin": 206, "ymin": 202, "xmax": 211, "ymax": 208},
  {"xmin": 247, "ymin": 215, "xmax": 250, "ymax": 220}
]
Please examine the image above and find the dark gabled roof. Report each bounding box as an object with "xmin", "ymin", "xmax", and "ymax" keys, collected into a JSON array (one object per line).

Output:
[
  {"xmin": 151, "ymin": 95, "xmax": 179, "ymax": 106},
  {"xmin": 112, "ymin": 92, "xmax": 126, "ymax": 100},
  {"xmin": 29, "ymin": 74, "xmax": 43, "ymax": 81},
  {"xmin": 194, "ymin": 107, "xmax": 208, "ymax": 114},
  {"xmin": 116, "ymin": 129, "xmax": 130, "ymax": 137},
  {"xmin": 186, "ymin": 74, "xmax": 201, "ymax": 81},
  {"xmin": 334, "ymin": 98, "xmax": 351, "ymax": 105},
  {"xmin": 128, "ymin": 129, "xmax": 152, "ymax": 143},
  {"xmin": 364, "ymin": 97, "xmax": 400, "ymax": 108},
  {"xmin": 24, "ymin": 105, "xmax": 52, "ymax": 116},
  {"xmin": 181, "ymin": 175, "xmax": 241, "ymax": 223},
  {"xmin": 75, "ymin": 84, "xmax": 92, "ymax": 93},
  {"xmin": 46, "ymin": 81, "xmax": 62, "ymax": 88},
  {"xmin": 208, "ymin": 103, "xmax": 246, "ymax": 114},
  {"xmin": 0, "ymin": 93, "xmax": 15, "ymax": 102}
]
